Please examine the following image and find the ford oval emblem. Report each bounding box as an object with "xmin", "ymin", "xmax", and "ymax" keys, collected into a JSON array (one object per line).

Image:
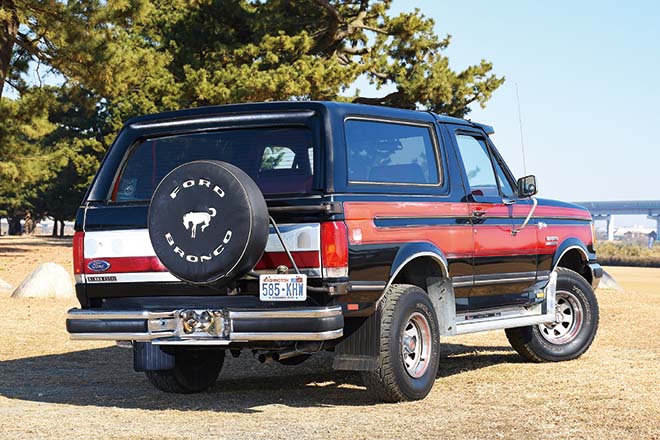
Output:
[{"xmin": 87, "ymin": 260, "xmax": 111, "ymax": 272}]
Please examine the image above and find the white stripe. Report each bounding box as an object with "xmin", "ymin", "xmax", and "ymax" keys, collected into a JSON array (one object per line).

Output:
[
  {"xmin": 266, "ymin": 224, "xmax": 320, "ymax": 252},
  {"xmin": 85, "ymin": 229, "xmax": 156, "ymax": 258}
]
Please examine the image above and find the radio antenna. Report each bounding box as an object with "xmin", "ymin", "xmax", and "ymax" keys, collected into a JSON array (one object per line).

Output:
[{"xmin": 515, "ymin": 83, "xmax": 528, "ymax": 175}]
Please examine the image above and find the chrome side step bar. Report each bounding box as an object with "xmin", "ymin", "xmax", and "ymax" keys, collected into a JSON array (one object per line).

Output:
[{"xmin": 434, "ymin": 271, "xmax": 558, "ymax": 336}]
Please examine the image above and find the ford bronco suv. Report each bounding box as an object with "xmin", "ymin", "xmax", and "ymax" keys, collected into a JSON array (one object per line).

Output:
[{"xmin": 66, "ymin": 101, "xmax": 602, "ymax": 402}]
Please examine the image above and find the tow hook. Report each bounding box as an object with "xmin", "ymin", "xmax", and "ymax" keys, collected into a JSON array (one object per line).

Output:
[{"xmin": 179, "ymin": 310, "xmax": 226, "ymax": 336}]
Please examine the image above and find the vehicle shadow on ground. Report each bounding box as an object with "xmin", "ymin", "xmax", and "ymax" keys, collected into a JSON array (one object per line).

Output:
[
  {"xmin": 0, "ymin": 343, "xmax": 520, "ymax": 412},
  {"xmin": 0, "ymin": 239, "xmax": 72, "ymax": 249},
  {"xmin": 0, "ymin": 246, "xmax": 31, "ymax": 254}
]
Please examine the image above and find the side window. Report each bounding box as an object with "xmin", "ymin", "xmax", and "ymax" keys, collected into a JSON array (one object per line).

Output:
[
  {"xmin": 345, "ymin": 119, "xmax": 440, "ymax": 185},
  {"xmin": 455, "ymin": 134, "xmax": 499, "ymax": 197}
]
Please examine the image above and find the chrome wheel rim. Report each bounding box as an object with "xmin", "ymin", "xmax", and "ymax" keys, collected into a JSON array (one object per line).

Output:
[
  {"xmin": 401, "ymin": 311, "xmax": 432, "ymax": 378},
  {"xmin": 538, "ymin": 290, "xmax": 584, "ymax": 345}
]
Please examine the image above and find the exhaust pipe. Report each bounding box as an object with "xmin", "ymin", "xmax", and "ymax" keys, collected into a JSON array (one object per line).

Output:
[
  {"xmin": 258, "ymin": 342, "xmax": 324, "ymax": 363},
  {"xmin": 277, "ymin": 349, "xmax": 303, "ymax": 361}
]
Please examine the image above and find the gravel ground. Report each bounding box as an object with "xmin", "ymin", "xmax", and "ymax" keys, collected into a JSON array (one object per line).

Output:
[{"xmin": 0, "ymin": 237, "xmax": 659, "ymax": 439}]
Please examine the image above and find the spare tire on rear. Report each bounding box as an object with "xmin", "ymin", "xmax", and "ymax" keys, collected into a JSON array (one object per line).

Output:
[{"xmin": 148, "ymin": 160, "xmax": 268, "ymax": 286}]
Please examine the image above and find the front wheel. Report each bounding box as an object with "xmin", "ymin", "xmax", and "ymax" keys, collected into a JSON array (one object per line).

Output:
[
  {"xmin": 146, "ymin": 348, "xmax": 225, "ymax": 393},
  {"xmin": 361, "ymin": 284, "xmax": 440, "ymax": 402},
  {"xmin": 505, "ymin": 268, "xmax": 599, "ymax": 362}
]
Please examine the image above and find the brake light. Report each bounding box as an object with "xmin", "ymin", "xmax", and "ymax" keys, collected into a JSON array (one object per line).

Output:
[
  {"xmin": 321, "ymin": 221, "xmax": 348, "ymax": 278},
  {"xmin": 73, "ymin": 231, "xmax": 85, "ymax": 274}
]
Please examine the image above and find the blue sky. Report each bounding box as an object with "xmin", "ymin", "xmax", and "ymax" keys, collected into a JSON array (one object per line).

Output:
[{"xmin": 354, "ymin": 0, "xmax": 659, "ymax": 219}]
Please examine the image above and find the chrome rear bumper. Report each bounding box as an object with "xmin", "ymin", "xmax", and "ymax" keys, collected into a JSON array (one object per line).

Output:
[{"xmin": 66, "ymin": 306, "xmax": 343, "ymax": 345}]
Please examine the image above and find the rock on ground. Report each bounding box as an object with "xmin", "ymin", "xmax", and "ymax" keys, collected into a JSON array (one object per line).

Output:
[
  {"xmin": 11, "ymin": 263, "xmax": 74, "ymax": 298},
  {"xmin": 0, "ymin": 277, "xmax": 12, "ymax": 296}
]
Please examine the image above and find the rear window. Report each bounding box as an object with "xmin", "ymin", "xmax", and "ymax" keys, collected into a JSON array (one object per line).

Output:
[
  {"xmin": 113, "ymin": 127, "xmax": 315, "ymax": 201},
  {"xmin": 345, "ymin": 119, "xmax": 440, "ymax": 185}
]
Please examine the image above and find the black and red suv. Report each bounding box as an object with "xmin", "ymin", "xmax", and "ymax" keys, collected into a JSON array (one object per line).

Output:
[{"xmin": 66, "ymin": 101, "xmax": 602, "ymax": 402}]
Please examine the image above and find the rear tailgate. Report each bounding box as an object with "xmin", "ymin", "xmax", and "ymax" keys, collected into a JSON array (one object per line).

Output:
[{"xmin": 80, "ymin": 204, "xmax": 321, "ymax": 299}]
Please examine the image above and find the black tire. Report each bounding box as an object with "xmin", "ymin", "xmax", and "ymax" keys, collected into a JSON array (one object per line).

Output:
[
  {"xmin": 148, "ymin": 160, "xmax": 269, "ymax": 287},
  {"xmin": 505, "ymin": 268, "xmax": 599, "ymax": 362},
  {"xmin": 145, "ymin": 349, "xmax": 225, "ymax": 393},
  {"xmin": 361, "ymin": 284, "xmax": 440, "ymax": 402}
]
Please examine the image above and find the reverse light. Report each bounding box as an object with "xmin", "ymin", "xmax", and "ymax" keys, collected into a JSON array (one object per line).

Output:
[
  {"xmin": 73, "ymin": 231, "xmax": 85, "ymax": 274},
  {"xmin": 321, "ymin": 221, "xmax": 348, "ymax": 278}
]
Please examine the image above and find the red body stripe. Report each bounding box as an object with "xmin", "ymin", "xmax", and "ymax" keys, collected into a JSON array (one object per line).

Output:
[
  {"xmin": 85, "ymin": 257, "xmax": 168, "ymax": 273},
  {"xmin": 344, "ymin": 201, "xmax": 593, "ymax": 258},
  {"xmin": 344, "ymin": 202, "xmax": 474, "ymax": 254}
]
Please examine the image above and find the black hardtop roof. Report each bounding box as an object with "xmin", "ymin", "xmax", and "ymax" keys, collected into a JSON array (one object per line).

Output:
[{"xmin": 124, "ymin": 100, "xmax": 491, "ymax": 133}]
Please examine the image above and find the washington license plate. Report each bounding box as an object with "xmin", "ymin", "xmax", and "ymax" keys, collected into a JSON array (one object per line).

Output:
[{"xmin": 259, "ymin": 274, "xmax": 307, "ymax": 301}]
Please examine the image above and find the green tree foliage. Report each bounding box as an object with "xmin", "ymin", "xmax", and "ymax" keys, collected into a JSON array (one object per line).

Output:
[
  {"xmin": 0, "ymin": 0, "xmax": 505, "ymax": 233},
  {"xmin": 0, "ymin": 86, "xmax": 105, "ymax": 234},
  {"xmin": 143, "ymin": 0, "xmax": 504, "ymax": 115},
  {"xmin": 0, "ymin": 89, "xmax": 53, "ymax": 217}
]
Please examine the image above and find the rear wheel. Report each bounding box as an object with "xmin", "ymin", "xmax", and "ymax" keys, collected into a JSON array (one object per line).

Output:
[
  {"xmin": 146, "ymin": 348, "xmax": 225, "ymax": 393},
  {"xmin": 361, "ymin": 284, "xmax": 440, "ymax": 402},
  {"xmin": 505, "ymin": 268, "xmax": 599, "ymax": 362}
]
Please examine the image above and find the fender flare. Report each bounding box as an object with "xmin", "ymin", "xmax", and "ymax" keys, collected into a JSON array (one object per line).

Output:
[
  {"xmin": 384, "ymin": 242, "xmax": 449, "ymax": 294},
  {"xmin": 552, "ymin": 238, "xmax": 589, "ymax": 271}
]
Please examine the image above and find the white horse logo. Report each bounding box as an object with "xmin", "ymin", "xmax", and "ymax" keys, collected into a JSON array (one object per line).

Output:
[{"xmin": 182, "ymin": 208, "xmax": 217, "ymax": 239}]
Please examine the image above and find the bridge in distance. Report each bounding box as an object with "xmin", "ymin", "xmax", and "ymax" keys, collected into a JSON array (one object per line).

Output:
[{"xmin": 575, "ymin": 200, "xmax": 660, "ymax": 241}]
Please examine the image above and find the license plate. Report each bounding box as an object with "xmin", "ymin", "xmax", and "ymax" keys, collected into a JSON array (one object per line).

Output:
[{"xmin": 259, "ymin": 274, "xmax": 307, "ymax": 301}]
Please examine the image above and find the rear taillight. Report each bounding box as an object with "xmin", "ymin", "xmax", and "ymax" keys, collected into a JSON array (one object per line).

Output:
[
  {"xmin": 321, "ymin": 221, "xmax": 348, "ymax": 278},
  {"xmin": 73, "ymin": 231, "xmax": 85, "ymax": 275}
]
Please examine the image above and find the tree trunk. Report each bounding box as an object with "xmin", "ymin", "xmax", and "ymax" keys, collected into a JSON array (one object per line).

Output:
[
  {"xmin": 52, "ymin": 219, "xmax": 59, "ymax": 237},
  {"xmin": 7, "ymin": 216, "xmax": 21, "ymax": 235},
  {"xmin": 0, "ymin": 0, "xmax": 18, "ymax": 100},
  {"xmin": 59, "ymin": 220, "xmax": 65, "ymax": 237}
]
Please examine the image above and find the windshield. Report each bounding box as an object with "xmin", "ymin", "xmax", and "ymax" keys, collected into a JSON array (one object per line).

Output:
[{"xmin": 112, "ymin": 127, "xmax": 315, "ymax": 201}]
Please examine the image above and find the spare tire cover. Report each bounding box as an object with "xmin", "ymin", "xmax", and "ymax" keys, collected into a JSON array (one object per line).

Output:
[{"xmin": 148, "ymin": 160, "xmax": 268, "ymax": 285}]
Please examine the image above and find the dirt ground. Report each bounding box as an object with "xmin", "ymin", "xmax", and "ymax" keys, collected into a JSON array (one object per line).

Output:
[{"xmin": 0, "ymin": 237, "xmax": 659, "ymax": 439}]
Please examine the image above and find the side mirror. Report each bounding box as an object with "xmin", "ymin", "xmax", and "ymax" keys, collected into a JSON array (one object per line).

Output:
[{"xmin": 517, "ymin": 175, "xmax": 537, "ymax": 198}]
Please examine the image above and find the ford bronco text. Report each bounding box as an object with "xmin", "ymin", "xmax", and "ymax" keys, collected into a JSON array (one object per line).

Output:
[{"xmin": 66, "ymin": 102, "xmax": 601, "ymax": 402}]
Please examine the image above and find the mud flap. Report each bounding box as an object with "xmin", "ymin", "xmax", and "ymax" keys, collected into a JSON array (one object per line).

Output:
[
  {"xmin": 427, "ymin": 277, "xmax": 455, "ymax": 336},
  {"xmin": 332, "ymin": 314, "xmax": 380, "ymax": 371},
  {"xmin": 133, "ymin": 342, "xmax": 175, "ymax": 371}
]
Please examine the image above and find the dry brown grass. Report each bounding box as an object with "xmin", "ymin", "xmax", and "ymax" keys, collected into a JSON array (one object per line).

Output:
[{"xmin": 0, "ymin": 237, "xmax": 659, "ymax": 439}]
